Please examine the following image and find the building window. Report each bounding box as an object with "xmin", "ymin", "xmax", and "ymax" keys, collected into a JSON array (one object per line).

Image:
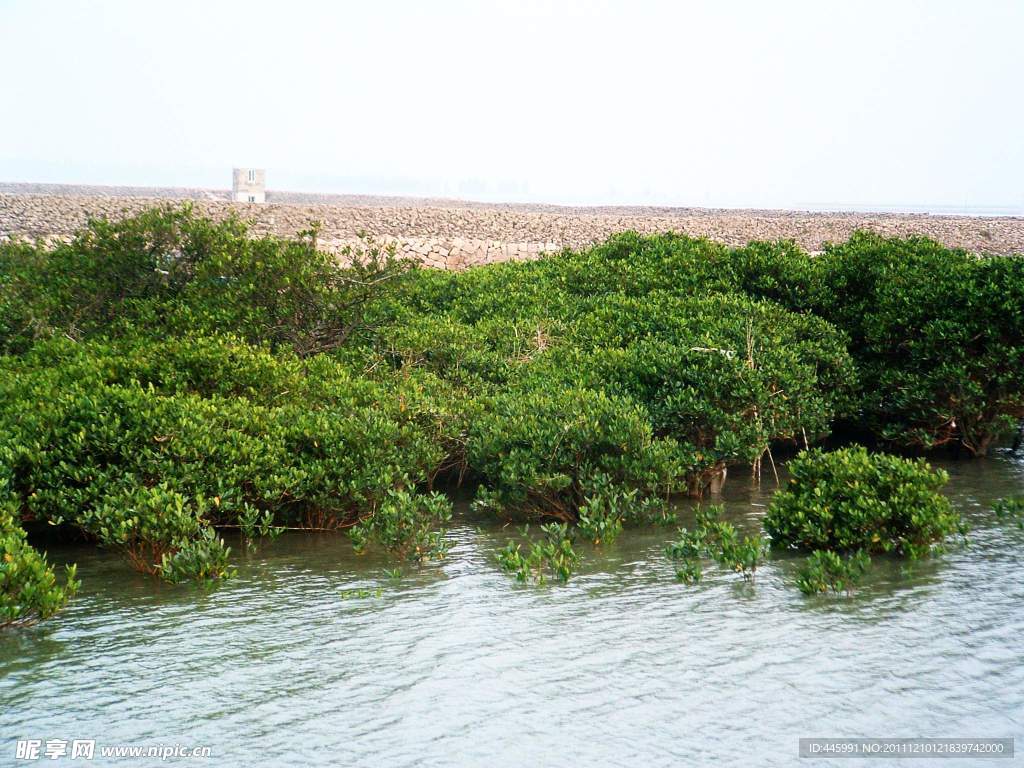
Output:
[
  {"xmin": 248, "ymin": 195, "xmax": 255, "ymax": 203},
  {"xmin": 248, "ymin": 169, "xmax": 256, "ymax": 183}
]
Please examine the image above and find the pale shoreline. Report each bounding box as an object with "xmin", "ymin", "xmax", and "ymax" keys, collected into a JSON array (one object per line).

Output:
[
  {"xmin": 2, "ymin": 182, "xmax": 1023, "ymax": 264},
  {"xmin": 4, "ymin": 181, "xmax": 1023, "ymax": 217}
]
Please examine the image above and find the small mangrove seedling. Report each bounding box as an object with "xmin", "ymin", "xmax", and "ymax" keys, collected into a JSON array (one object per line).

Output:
[
  {"xmin": 576, "ymin": 488, "xmax": 626, "ymax": 546},
  {"xmin": 993, "ymin": 497, "xmax": 1024, "ymax": 529},
  {"xmin": 497, "ymin": 523, "xmax": 580, "ymax": 585},
  {"xmin": 665, "ymin": 523, "xmax": 705, "ymax": 581},
  {"xmin": 239, "ymin": 503, "xmax": 285, "ymax": 550},
  {"xmin": 796, "ymin": 550, "xmax": 871, "ymax": 596},
  {"xmin": 674, "ymin": 560, "xmax": 703, "ymax": 585},
  {"xmin": 340, "ymin": 587, "xmax": 384, "ymax": 600},
  {"xmin": 574, "ymin": 473, "xmax": 674, "ymax": 545},
  {"xmin": 714, "ymin": 524, "xmax": 769, "ymax": 578},
  {"xmin": 157, "ymin": 527, "xmax": 236, "ymax": 584},
  {"xmin": 665, "ymin": 505, "xmax": 768, "ymax": 583},
  {"xmin": 350, "ymin": 490, "xmax": 453, "ymax": 564}
]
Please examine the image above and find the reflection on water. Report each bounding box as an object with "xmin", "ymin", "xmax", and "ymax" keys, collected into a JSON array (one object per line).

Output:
[{"xmin": 1, "ymin": 453, "xmax": 1022, "ymax": 766}]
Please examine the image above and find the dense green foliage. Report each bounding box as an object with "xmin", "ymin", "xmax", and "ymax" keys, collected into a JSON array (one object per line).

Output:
[
  {"xmin": 468, "ymin": 387, "xmax": 679, "ymax": 526},
  {"xmin": 765, "ymin": 447, "xmax": 964, "ymax": 559},
  {"xmin": 742, "ymin": 232, "xmax": 1024, "ymax": 455},
  {"xmin": 0, "ymin": 337, "xmax": 449, "ymax": 579},
  {"xmin": 0, "ymin": 210, "xmax": 449, "ymax": 598},
  {"xmin": 0, "ymin": 207, "xmax": 1020, "ymax": 613},
  {"xmin": 1, "ymin": 478, "xmax": 80, "ymax": 626}
]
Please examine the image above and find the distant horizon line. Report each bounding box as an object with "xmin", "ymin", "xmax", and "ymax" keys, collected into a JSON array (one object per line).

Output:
[{"xmin": 2, "ymin": 179, "xmax": 1022, "ymax": 219}]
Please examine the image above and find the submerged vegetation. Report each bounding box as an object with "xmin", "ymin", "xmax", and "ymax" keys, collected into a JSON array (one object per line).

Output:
[
  {"xmin": 993, "ymin": 496, "xmax": 1024, "ymax": 528},
  {"xmin": 666, "ymin": 505, "xmax": 767, "ymax": 583},
  {"xmin": 496, "ymin": 523, "xmax": 580, "ymax": 584},
  {"xmin": 795, "ymin": 549, "xmax": 872, "ymax": 596},
  {"xmin": 0, "ymin": 206, "xmax": 1021, "ymax": 619}
]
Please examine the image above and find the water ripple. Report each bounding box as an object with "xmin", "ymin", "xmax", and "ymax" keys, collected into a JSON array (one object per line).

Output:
[{"xmin": 1, "ymin": 456, "xmax": 1022, "ymax": 766}]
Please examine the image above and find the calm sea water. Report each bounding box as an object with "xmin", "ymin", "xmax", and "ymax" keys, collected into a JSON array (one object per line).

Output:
[{"xmin": 2, "ymin": 453, "xmax": 1022, "ymax": 767}]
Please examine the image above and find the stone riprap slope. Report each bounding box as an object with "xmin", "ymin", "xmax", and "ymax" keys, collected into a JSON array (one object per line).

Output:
[{"xmin": 2, "ymin": 185, "xmax": 1022, "ymax": 267}]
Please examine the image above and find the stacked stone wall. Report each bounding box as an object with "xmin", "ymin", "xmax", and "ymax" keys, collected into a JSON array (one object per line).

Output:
[{"xmin": 2, "ymin": 189, "xmax": 1022, "ymax": 265}]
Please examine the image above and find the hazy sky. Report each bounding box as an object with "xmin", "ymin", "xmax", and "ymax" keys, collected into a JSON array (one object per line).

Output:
[{"xmin": 2, "ymin": 0, "xmax": 1022, "ymax": 210}]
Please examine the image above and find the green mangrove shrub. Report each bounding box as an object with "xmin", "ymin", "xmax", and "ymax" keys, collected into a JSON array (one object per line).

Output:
[
  {"xmin": 181, "ymin": 226, "xmax": 413, "ymax": 357},
  {"xmin": 796, "ymin": 549, "xmax": 871, "ymax": 596},
  {"xmin": 158, "ymin": 526, "xmax": 235, "ymax": 584},
  {"xmin": 102, "ymin": 485, "xmax": 217, "ymax": 576},
  {"xmin": 729, "ymin": 239, "xmax": 818, "ymax": 312},
  {"xmin": 238, "ymin": 503, "xmax": 286, "ymax": 548},
  {"xmin": 468, "ymin": 386, "xmax": 684, "ymax": 522},
  {"xmin": 729, "ymin": 232, "xmax": 1024, "ymax": 454},
  {"xmin": 3, "ymin": 208, "xmax": 1020, "ymax": 604},
  {"xmin": 666, "ymin": 505, "xmax": 768, "ymax": 582},
  {"xmin": 765, "ymin": 446, "xmax": 965, "ymax": 559},
  {"xmin": 0, "ymin": 206, "xmax": 414, "ymax": 357},
  {"xmin": 575, "ymin": 473, "xmax": 672, "ymax": 545},
  {"xmin": 0, "ymin": 488, "xmax": 79, "ymax": 626},
  {"xmin": 547, "ymin": 291, "xmax": 854, "ymax": 490},
  {"xmin": 349, "ymin": 489, "xmax": 452, "ymax": 563},
  {"xmin": 496, "ymin": 523, "xmax": 580, "ymax": 584},
  {"xmin": 0, "ymin": 336, "xmax": 450, "ymax": 579},
  {"xmin": 0, "ymin": 239, "xmax": 49, "ymax": 355},
  {"xmin": 387, "ymin": 234, "xmax": 855, "ymax": 498},
  {"xmin": 808, "ymin": 232, "xmax": 1024, "ymax": 455},
  {"xmin": 0, "ymin": 206, "xmax": 221, "ymax": 353},
  {"xmin": 544, "ymin": 230, "xmax": 738, "ymax": 299}
]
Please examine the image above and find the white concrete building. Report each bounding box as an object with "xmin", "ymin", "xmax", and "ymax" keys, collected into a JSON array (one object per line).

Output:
[{"xmin": 232, "ymin": 168, "xmax": 266, "ymax": 203}]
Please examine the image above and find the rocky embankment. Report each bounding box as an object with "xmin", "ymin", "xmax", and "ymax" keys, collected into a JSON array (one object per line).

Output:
[{"xmin": 2, "ymin": 184, "xmax": 1022, "ymax": 267}]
